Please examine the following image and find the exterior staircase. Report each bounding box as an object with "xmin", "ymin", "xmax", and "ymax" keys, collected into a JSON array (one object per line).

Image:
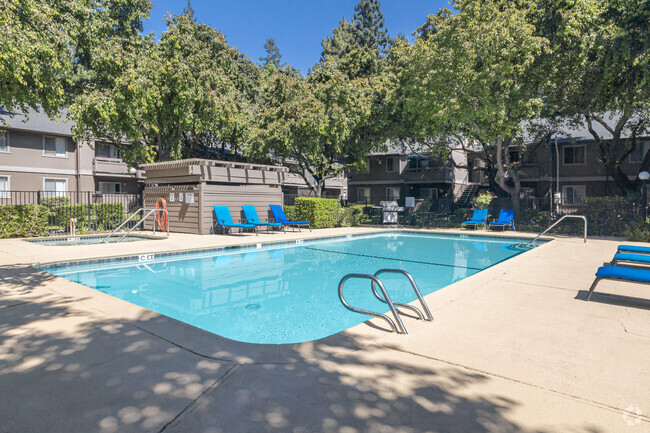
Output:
[{"xmin": 457, "ymin": 183, "xmax": 481, "ymax": 207}]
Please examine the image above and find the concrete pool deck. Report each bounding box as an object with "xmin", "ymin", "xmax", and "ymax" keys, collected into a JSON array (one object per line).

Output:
[{"xmin": 0, "ymin": 228, "xmax": 648, "ymax": 432}]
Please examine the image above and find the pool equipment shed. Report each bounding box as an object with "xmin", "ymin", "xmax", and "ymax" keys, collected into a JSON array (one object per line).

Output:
[{"xmin": 141, "ymin": 159, "xmax": 288, "ymax": 235}]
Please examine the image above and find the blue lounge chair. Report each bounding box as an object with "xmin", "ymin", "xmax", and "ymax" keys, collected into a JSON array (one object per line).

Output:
[
  {"xmin": 587, "ymin": 265, "xmax": 650, "ymax": 300},
  {"xmin": 489, "ymin": 209, "xmax": 515, "ymax": 231},
  {"xmin": 242, "ymin": 205, "xmax": 283, "ymax": 232},
  {"xmin": 461, "ymin": 209, "xmax": 488, "ymax": 229},
  {"xmin": 269, "ymin": 204, "xmax": 311, "ymax": 232},
  {"xmin": 610, "ymin": 252, "xmax": 650, "ymax": 266},
  {"xmin": 213, "ymin": 206, "xmax": 257, "ymax": 235},
  {"xmin": 617, "ymin": 245, "xmax": 650, "ymax": 255}
]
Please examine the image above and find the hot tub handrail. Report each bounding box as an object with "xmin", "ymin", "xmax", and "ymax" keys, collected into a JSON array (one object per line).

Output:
[
  {"xmin": 103, "ymin": 208, "xmax": 169, "ymax": 243},
  {"xmin": 527, "ymin": 214, "xmax": 587, "ymax": 245}
]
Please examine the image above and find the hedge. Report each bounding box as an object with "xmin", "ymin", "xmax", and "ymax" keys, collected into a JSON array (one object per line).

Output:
[
  {"xmin": 294, "ymin": 198, "xmax": 342, "ymax": 229},
  {"xmin": 0, "ymin": 205, "xmax": 48, "ymax": 238},
  {"xmin": 54, "ymin": 203, "xmax": 125, "ymax": 232}
]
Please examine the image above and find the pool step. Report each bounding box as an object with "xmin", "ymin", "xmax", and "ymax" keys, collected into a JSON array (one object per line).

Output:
[{"xmin": 338, "ymin": 269, "xmax": 433, "ymax": 335}]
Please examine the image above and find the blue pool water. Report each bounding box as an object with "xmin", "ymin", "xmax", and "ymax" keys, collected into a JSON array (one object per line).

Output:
[{"xmin": 42, "ymin": 232, "xmax": 537, "ymax": 344}]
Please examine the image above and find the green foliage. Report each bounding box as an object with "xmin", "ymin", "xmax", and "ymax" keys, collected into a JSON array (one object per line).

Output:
[
  {"xmin": 472, "ymin": 191, "xmax": 495, "ymax": 209},
  {"xmin": 39, "ymin": 196, "xmax": 71, "ymax": 211},
  {"xmin": 294, "ymin": 198, "xmax": 342, "ymax": 229},
  {"xmin": 0, "ymin": 205, "xmax": 48, "ymax": 238},
  {"xmin": 283, "ymin": 205, "xmax": 297, "ymax": 222},
  {"xmin": 54, "ymin": 203, "xmax": 125, "ymax": 232},
  {"xmin": 582, "ymin": 197, "xmax": 638, "ymax": 237},
  {"xmin": 516, "ymin": 209, "xmax": 553, "ymax": 233},
  {"xmin": 626, "ymin": 223, "xmax": 650, "ymax": 243},
  {"xmin": 260, "ymin": 38, "xmax": 283, "ymax": 68},
  {"xmin": 339, "ymin": 205, "xmax": 372, "ymax": 227}
]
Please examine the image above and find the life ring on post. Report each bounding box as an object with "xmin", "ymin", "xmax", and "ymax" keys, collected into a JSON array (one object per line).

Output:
[{"xmin": 155, "ymin": 198, "xmax": 168, "ymax": 232}]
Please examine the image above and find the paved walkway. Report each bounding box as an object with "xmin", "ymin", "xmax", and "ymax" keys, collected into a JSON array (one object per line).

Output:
[{"xmin": 0, "ymin": 228, "xmax": 648, "ymax": 432}]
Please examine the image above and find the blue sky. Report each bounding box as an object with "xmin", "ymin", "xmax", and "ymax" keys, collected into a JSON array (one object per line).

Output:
[{"xmin": 142, "ymin": 0, "xmax": 451, "ymax": 73}]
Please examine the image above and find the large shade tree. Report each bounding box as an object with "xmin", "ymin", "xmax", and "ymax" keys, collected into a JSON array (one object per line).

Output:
[
  {"xmin": 533, "ymin": 0, "xmax": 650, "ymax": 195},
  {"xmin": 394, "ymin": 0, "xmax": 548, "ymax": 216}
]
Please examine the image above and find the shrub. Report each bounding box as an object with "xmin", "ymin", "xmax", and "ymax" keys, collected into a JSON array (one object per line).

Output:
[
  {"xmin": 582, "ymin": 196, "xmax": 638, "ymax": 237},
  {"xmin": 0, "ymin": 205, "xmax": 48, "ymax": 238},
  {"xmin": 517, "ymin": 209, "xmax": 553, "ymax": 233},
  {"xmin": 339, "ymin": 205, "xmax": 372, "ymax": 227},
  {"xmin": 294, "ymin": 198, "xmax": 342, "ymax": 229},
  {"xmin": 283, "ymin": 205, "xmax": 297, "ymax": 222},
  {"xmin": 39, "ymin": 195, "xmax": 70, "ymax": 211},
  {"xmin": 54, "ymin": 203, "xmax": 125, "ymax": 231},
  {"xmin": 472, "ymin": 191, "xmax": 495, "ymax": 209}
]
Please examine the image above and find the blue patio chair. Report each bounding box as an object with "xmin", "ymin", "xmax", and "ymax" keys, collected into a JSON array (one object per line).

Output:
[
  {"xmin": 461, "ymin": 209, "xmax": 488, "ymax": 229},
  {"xmin": 587, "ymin": 265, "xmax": 650, "ymax": 300},
  {"xmin": 269, "ymin": 204, "xmax": 311, "ymax": 232},
  {"xmin": 488, "ymin": 209, "xmax": 515, "ymax": 231},
  {"xmin": 213, "ymin": 206, "xmax": 257, "ymax": 236},
  {"xmin": 610, "ymin": 252, "xmax": 650, "ymax": 266},
  {"xmin": 617, "ymin": 245, "xmax": 650, "ymax": 255},
  {"xmin": 242, "ymin": 205, "xmax": 283, "ymax": 232}
]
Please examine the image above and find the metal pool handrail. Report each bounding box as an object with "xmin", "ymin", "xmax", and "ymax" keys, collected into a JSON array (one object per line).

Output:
[
  {"xmin": 103, "ymin": 208, "xmax": 169, "ymax": 243},
  {"xmin": 338, "ymin": 274, "xmax": 408, "ymax": 334},
  {"xmin": 527, "ymin": 214, "xmax": 587, "ymax": 245},
  {"xmin": 371, "ymin": 269, "xmax": 434, "ymax": 321}
]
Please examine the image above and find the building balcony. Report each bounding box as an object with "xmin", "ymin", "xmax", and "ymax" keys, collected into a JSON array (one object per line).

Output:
[{"xmin": 93, "ymin": 157, "xmax": 130, "ymax": 176}]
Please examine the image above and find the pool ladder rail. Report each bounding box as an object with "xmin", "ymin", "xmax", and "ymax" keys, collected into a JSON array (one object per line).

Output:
[{"xmin": 338, "ymin": 269, "xmax": 433, "ymax": 335}]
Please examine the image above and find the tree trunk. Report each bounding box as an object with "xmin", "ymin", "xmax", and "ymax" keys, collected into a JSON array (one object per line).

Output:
[{"xmin": 495, "ymin": 138, "xmax": 521, "ymax": 221}]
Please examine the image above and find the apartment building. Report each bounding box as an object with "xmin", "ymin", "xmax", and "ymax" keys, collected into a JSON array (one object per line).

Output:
[
  {"xmin": 513, "ymin": 117, "xmax": 650, "ymax": 205},
  {"xmin": 0, "ymin": 107, "xmax": 142, "ymax": 196},
  {"xmin": 347, "ymin": 144, "xmax": 468, "ymax": 205}
]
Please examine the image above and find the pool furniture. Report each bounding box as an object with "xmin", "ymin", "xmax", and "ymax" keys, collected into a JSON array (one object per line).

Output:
[
  {"xmin": 269, "ymin": 204, "xmax": 311, "ymax": 232},
  {"xmin": 461, "ymin": 209, "xmax": 489, "ymax": 230},
  {"xmin": 587, "ymin": 265, "xmax": 650, "ymax": 300},
  {"xmin": 488, "ymin": 209, "xmax": 515, "ymax": 231},
  {"xmin": 610, "ymin": 252, "xmax": 650, "ymax": 266},
  {"xmin": 242, "ymin": 205, "xmax": 284, "ymax": 232},
  {"xmin": 617, "ymin": 245, "xmax": 650, "ymax": 255},
  {"xmin": 213, "ymin": 206, "xmax": 257, "ymax": 235}
]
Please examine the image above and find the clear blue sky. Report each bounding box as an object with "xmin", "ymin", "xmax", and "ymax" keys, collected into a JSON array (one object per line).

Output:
[{"xmin": 142, "ymin": 0, "xmax": 451, "ymax": 73}]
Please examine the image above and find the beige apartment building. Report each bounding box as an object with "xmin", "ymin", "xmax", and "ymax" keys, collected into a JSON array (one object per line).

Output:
[{"xmin": 0, "ymin": 107, "xmax": 141, "ymax": 196}]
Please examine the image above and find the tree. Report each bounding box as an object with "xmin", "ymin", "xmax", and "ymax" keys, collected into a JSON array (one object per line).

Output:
[
  {"xmin": 534, "ymin": 0, "xmax": 650, "ymax": 195},
  {"xmin": 394, "ymin": 0, "xmax": 548, "ymax": 216},
  {"xmin": 0, "ymin": 0, "xmax": 151, "ymax": 120},
  {"xmin": 260, "ymin": 38, "xmax": 283, "ymax": 68},
  {"xmin": 70, "ymin": 8, "xmax": 253, "ymax": 165},
  {"xmin": 321, "ymin": 0, "xmax": 392, "ymax": 60}
]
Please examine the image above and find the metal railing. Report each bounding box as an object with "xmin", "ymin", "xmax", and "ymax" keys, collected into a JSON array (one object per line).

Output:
[
  {"xmin": 338, "ymin": 274, "xmax": 408, "ymax": 334},
  {"xmin": 527, "ymin": 214, "xmax": 588, "ymax": 244},
  {"xmin": 370, "ymin": 269, "xmax": 433, "ymax": 321},
  {"xmin": 103, "ymin": 207, "xmax": 169, "ymax": 243}
]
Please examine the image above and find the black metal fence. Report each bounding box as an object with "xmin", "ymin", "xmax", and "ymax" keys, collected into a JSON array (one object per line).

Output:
[{"xmin": 1, "ymin": 191, "xmax": 142, "ymax": 235}]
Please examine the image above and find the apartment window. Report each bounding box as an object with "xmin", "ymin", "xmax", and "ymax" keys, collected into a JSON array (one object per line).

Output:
[
  {"xmin": 0, "ymin": 176, "xmax": 9, "ymax": 198},
  {"xmin": 629, "ymin": 142, "xmax": 650, "ymax": 163},
  {"xmin": 96, "ymin": 143, "xmax": 120, "ymax": 159},
  {"xmin": 508, "ymin": 149, "xmax": 521, "ymax": 163},
  {"xmin": 563, "ymin": 145, "xmax": 585, "ymax": 165},
  {"xmin": 98, "ymin": 182, "xmax": 121, "ymax": 194},
  {"xmin": 43, "ymin": 178, "xmax": 68, "ymax": 196},
  {"xmin": 386, "ymin": 187, "xmax": 400, "ymax": 201},
  {"xmin": 562, "ymin": 185, "xmax": 586, "ymax": 205},
  {"xmin": 358, "ymin": 187, "xmax": 371, "ymax": 204},
  {"xmin": 420, "ymin": 188, "xmax": 437, "ymax": 200},
  {"xmin": 386, "ymin": 157, "xmax": 396, "ymax": 172},
  {"xmin": 0, "ymin": 130, "xmax": 8, "ymax": 152},
  {"xmin": 361, "ymin": 158, "xmax": 370, "ymax": 173},
  {"xmin": 43, "ymin": 136, "xmax": 67, "ymax": 157}
]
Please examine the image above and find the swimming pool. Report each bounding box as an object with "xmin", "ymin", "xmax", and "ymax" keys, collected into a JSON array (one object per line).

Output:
[
  {"xmin": 27, "ymin": 235, "xmax": 156, "ymax": 246},
  {"xmin": 41, "ymin": 232, "xmax": 539, "ymax": 344}
]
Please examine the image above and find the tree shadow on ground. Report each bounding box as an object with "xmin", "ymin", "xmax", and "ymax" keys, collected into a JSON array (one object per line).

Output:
[{"xmin": 0, "ymin": 265, "xmax": 619, "ymax": 433}]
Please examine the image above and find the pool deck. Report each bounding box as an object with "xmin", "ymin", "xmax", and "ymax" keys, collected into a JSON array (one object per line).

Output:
[{"xmin": 0, "ymin": 227, "xmax": 648, "ymax": 432}]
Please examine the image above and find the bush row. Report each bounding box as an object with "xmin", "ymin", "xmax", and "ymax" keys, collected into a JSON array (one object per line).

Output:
[
  {"xmin": 287, "ymin": 198, "xmax": 372, "ymax": 229},
  {"xmin": 0, "ymin": 205, "xmax": 49, "ymax": 238}
]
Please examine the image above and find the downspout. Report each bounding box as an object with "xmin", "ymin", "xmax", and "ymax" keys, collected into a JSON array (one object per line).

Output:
[
  {"xmin": 76, "ymin": 139, "xmax": 81, "ymax": 197},
  {"xmin": 555, "ymin": 137, "xmax": 560, "ymax": 214}
]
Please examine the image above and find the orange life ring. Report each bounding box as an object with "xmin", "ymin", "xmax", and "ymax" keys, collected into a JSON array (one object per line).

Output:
[{"xmin": 155, "ymin": 198, "xmax": 168, "ymax": 231}]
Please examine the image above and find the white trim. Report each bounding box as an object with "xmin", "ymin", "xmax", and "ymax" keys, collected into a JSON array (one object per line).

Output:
[
  {"xmin": 43, "ymin": 177, "xmax": 68, "ymax": 194},
  {"xmin": 0, "ymin": 166, "xmax": 93, "ymax": 176},
  {"xmin": 0, "ymin": 174, "xmax": 10, "ymax": 198},
  {"xmin": 42, "ymin": 135, "xmax": 67, "ymax": 158}
]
